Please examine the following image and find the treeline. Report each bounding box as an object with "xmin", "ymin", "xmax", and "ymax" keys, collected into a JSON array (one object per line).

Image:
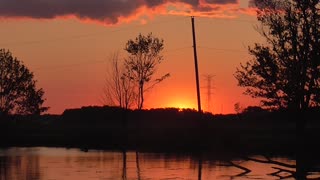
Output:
[{"xmin": 1, "ymin": 106, "xmax": 319, "ymax": 155}]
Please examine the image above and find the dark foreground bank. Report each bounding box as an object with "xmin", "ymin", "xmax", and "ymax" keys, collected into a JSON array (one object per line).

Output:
[{"xmin": 0, "ymin": 106, "xmax": 319, "ymax": 156}]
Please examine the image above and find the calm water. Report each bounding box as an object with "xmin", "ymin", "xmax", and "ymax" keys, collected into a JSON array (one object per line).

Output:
[{"xmin": 0, "ymin": 147, "xmax": 297, "ymax": 180}]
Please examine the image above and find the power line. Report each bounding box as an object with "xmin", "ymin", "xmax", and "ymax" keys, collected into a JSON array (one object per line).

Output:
[
  {"xmin": 33, "ymin": 59, "xmax": 107, "ymax": 72},
  {"xmin": 31, "ymin": 46, "xmax": 192, "ymax": 72},
  {"xmin": 198, "ymin": 46, "xmax": 247, "ymax": 53},
  {"xmin": 0, "ymin": 17, "xmax": 188, "ymax": 47},
  {"xmin": 31, "ymin": 45, "xmax": 246, "ymax": 73},
  {"xmin": 163, "ymin": 46, "xmax": 192, "ymax": 54},
  {"xmin": 195, "ymin": 16, "xmax": 257, "ymax": 24}
]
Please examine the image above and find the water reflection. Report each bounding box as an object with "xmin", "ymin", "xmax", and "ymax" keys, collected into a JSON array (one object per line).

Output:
[
  {"xmin": 198, "ymin": 157, "xmax": 202, "ymax": 180},
  {"xmin": 0, "ymin": 151, "xmax": 41, "ymax": 180},
  {"xmin": 122, "ymin": 150, "xmax": 126, "ymax": 180},
  {"xmin": 135, "ymin": 151, "xmax": 141, "ymax": 180},
  {"xmin": 0, "ymin": 147, "xmax": 318, "ymax": 180}
]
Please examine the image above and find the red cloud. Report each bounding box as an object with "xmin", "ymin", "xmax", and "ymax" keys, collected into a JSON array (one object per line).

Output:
[{"xmin": 0, "ymin": 0, "xmax": 256, "ymax": 25}]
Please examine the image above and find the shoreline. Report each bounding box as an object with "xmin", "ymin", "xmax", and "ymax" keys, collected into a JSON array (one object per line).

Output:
[{"xmin": 1, "ymin": 106, "xmax": 318, "ymax": 158}]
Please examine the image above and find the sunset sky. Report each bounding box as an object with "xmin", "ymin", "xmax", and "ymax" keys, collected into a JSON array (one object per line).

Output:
[{"xmin": 0, "ymin": 0, "xmax": 265, "ymax": 115}]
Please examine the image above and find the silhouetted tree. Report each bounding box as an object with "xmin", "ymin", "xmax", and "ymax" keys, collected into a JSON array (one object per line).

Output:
[
  {"xmin": 103, "ymin": 52, "xmax": 135, "ymax": 109},
  {"xmin": 124, "ymin": 33, "xmax": 169, "ymax": 109},
  {"xmin": 243, "ymin": 106, "xmax": 266, "ymax": 113},
  {"xmin": 234, "ymin": 102, "xmax": 243, "ymax": 114},
  {"xmin": 0, "ymin": 49, "xmax": 48, "ymax": 115},
  {"xmin": 234, "ymin": 102, "xmax": 243, "ymax": 120},
  {"xmin": 234, "ymin": 0, "xmax": 320, "ymax": 111}
]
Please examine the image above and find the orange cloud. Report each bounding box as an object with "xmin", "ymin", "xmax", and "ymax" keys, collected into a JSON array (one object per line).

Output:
[{"xmin": 0, "ymin": 0, "xmax": 257, "ymax": 25}]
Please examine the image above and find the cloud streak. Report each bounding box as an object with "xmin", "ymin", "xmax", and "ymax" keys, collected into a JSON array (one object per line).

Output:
[{"xmin": 0, "ymin": 0, "xmax": 254, "ymax": 24}]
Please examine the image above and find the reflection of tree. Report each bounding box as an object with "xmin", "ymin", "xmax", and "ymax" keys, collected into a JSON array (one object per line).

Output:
[
  {"xmin": 245, "ymin": 154, "xmax": 320, "ymax": 180},
  {"xmin": 0, "ymin": 155, "xmax": 41, "ymax": 180},
  {"xmin": 218, "ymin": 154, "xmax": 320, "ymax": 180},
  {"xmin": 0, "ymin": 156, "xmax": 23, "ymax": 180},
  {"xmin": 122, "ymin": 150, "xmax": 127, "ymax": 180},
  {"xmin": 25, "ymin": 155, "xmax": 41, "ymax": 180},
  {"xmin": 245, "ymin": 156, "xmax": 295, "ymax": 168},
  {"xmin": 296, "ymin": 145, "xmax": 320, "ymax": 180},
  {"xmin": 245, "ymin": 156, "xmax": 295, "ymax": 179},
  {"xmin": 0, "ymin": 156, "xmax": 8, "ymax": 180},
  {"xmin": 220, "ymin": 159, "xmax": 251, "ymax": 178},
  {"xmin": 198, "ymin": 158, "xmax": 202, "ymax": 180},
  {"xmin": 136, "ymin": 151, "xmax": 141, "ymax": 180},
  {"xmin": 269, "ymin": 167, "xmax": 295, "ymax": 179}
]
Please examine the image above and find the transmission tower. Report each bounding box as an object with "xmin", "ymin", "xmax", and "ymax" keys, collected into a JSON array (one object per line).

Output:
[{"xmin": 202, "ymin": 74, "xmax": 215, "ymax": 113}]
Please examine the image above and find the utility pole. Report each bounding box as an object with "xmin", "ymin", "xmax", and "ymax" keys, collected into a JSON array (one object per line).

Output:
[{"xmin": 191, "ymin": 16, "xmax": 202, "ymax": 113}]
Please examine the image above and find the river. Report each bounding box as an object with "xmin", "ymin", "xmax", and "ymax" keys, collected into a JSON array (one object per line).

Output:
[{"xmin": 0, "ymin": 147, "xmax": 298, "ymax": 180}]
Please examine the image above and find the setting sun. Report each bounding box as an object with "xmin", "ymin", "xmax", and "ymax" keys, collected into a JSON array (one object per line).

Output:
[
  {"xmin": 0, "ymin": 0, "xmax": 313, "ymax": 179},
  {"xmin": 0, "ymin": 0, "xmax": 261, "ymax": 115},
  {"xmin": 166, "ymin": 100, "xmax": 197, "ymax": 110}
]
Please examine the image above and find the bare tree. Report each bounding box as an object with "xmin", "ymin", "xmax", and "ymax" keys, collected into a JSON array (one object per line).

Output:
[
  {"xmin": 124, "ymin": 33, "xmax": 169, "ymax": 109},
  {"xmin": 102, "ymin": 52, "xmax": 135, "ymax": 109}
]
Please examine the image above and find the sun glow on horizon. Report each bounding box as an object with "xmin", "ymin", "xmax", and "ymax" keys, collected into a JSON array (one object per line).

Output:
[{"xmin": 165, "ymin": 100, "xmax": 197, "ymax": 111}]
